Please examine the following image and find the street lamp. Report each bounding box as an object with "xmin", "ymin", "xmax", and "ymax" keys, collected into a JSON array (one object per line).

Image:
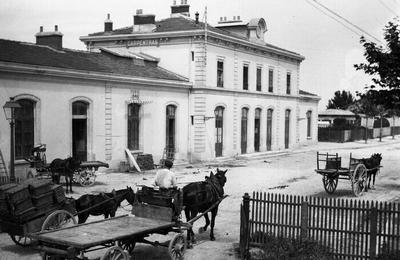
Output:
[{"xmin": 3, "ymin": 97, "xmax": 21, "ymax": 183}]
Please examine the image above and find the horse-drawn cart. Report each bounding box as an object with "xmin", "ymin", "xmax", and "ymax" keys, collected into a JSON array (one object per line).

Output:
[
  {"xmin": 25, "ymin": 144, "xmax": 109, "ymax": 187},
  {"xmin": 31, "ymin": 186, "xmax": 227, "ymax": 260},
  {"xmin": 0, "ymin": 179, "xmax": 77, "ymax": 246},
  {"xmin": 315, "ymin": 152, "xmax": 382, "ymax": 196}
]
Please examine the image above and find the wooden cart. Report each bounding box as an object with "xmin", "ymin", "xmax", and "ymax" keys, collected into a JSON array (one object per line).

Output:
[
  {"xmin": 25, "ymin": 145, "xmax": 108, "ymax": 187},
  {"xmin": 315, "ymin": 152, "xmax": 381, "ymax": 196},
  {"xmin": 32, "ymin": 186, "xmax": 227, "ymax": 260}
]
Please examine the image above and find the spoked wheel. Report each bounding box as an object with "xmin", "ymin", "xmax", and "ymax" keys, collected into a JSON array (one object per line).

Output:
[
  {"xmin": 77, "ymin": 170, "xmax": 96, "ymax": 186},
  {"xmin": 322, "ymin": 175, "xmax": 338, "ymax": 194},
  {"xmin": 117, "ymin": 239, "xmax": 136, "ymax": 255},
  {"xmin": 101, "ymin": 246, "xmax": 129, "ymax": 260},
  {"xmin": 351, "ymin": 163, "xmax": 368, "ymax": 197},
  {"xmin": 41, "ymin": 210, "xmax": 77, "ymax": 231},
  {"xmin": 168, "ymin": 233, "xmax": 187, "ymax": 260},
  {"xmin": 9, "ymin": 234, "xmax": 33, "ymax": 247}
]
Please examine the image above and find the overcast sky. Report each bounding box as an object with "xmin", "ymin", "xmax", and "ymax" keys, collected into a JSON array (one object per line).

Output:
[{"xmin": 0, "ymin": 0, "xmax": 398, "ymax": 110}]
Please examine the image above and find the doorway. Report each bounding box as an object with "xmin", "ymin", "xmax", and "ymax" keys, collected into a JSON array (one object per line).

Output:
[
  {"xmin": 215, "ymin": 106, "xmax": 224, "ymax": 157},
  {"xmin": 241, "ymin": 108, "xmax": 248, "ymax": 154},
  {"xmin": 254, "ymin": 108, "xmax": 261, "ymax": 152},
  {"xmin": 267, "ymin": 109, "xmax": 273, "ymax": 151},
  {"xmin": 285, "ymin": 109, "xmax": 290, "ymax": 149},
  {"xmin": 72, "ymin": 101, "xmax": 88, "ymax": 161}
]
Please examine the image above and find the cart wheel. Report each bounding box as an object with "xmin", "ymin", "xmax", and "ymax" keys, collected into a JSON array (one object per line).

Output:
[
  {"xmin": 41, "ymin": 210, "xmax": 77, "ymax": 231},
  {"xmin": 79, "ymin": 170, "xmax": 96, "ymax": 186},
  {"xmin": 117, "ymin": 239, "xmax": 136, "ymax": 255},
  {"xmin": 168, "ymin": 233, "xmax": 187, "ymax": 260},
  {"xmin": 101, "ymin": 246, "xmax": 129, "ymax": 260},
  {"xmin": 322, "ymin": 175, "xmax": 338, "ymax": 194},
  {"xmin": 351, "ymin": 164, "xmax": 368, "ymax": 197},
  {"xmin": 9, "ymin": 234, "xmax": 33, "ymax": 247}
]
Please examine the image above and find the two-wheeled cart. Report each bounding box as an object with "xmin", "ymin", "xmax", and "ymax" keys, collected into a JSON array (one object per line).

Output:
[
  {"xmin": 315, "ymin": 152, "xmax": 381, "ymax": 197},
  {"xmin": 31, "ymin": 186, "xmax": 227, "ymax": 260}
]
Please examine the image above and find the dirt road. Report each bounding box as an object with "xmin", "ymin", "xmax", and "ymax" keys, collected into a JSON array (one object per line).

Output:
[{"xmin": 1, "ymin": 137, "xmax": 399, "ymax": 259}]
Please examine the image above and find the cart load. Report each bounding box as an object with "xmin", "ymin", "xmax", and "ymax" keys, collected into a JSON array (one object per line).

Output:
[{"xmin": 0, "ymin": 179, "xmax": 76, "ymax": 244}]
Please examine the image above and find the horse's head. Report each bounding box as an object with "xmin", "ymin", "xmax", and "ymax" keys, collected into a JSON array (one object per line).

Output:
[
  {"xmin": 372, "ymin": 153, "xmax": 382, "ymax": 165},
  {"xmin": 125, "ymin": 186, "xmax": 136, "ymax": 205},
  {"xmin": 215, "ymin": 168, "xmax": 227, "ymax": 187}
]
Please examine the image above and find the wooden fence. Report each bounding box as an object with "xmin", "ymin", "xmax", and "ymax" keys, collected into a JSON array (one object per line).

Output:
[{"xmin": 240, "ymin": 192, "xmax": 400, "ymax": 259}]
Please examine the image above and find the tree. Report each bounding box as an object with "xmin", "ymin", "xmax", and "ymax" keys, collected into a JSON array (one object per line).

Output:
[
  {"xmin": 350, "ymin": 93, "xmax": 378, "ymax": 143},
  {"xmin": 354, "ymin": 20, "xmax": 400, "ymax": 111},
  {"xmin": 326, "ymin": 90, "xmax": 355, "ymax": 110}
]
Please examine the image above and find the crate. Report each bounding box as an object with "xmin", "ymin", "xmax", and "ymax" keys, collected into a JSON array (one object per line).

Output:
[
  {"xmin": 0, "ymin": 183, "xmax": 18, "ymax": 199},
  {"xmin": 32, "ymin": 191, "xmax": 54, "ymax": 208},
  {"xmin": 51, "ymin": 184, "xmax": 66, "ymax": 203},
  {"xmin": 24, "ymin": 179, "xmax": 52, "ymax": 196},
  {"xmin": 6, "ymin": 185, "xmax": 30, "ymax": 204},
  {"xmin": 12, "ymin": 198, "xmax": 34, "ymax": 213}
]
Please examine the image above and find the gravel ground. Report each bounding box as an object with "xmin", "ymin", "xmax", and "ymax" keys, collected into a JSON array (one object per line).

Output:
[{"xmin": 1, "ymin": 136, "xmax": 399, "ymax": 259}]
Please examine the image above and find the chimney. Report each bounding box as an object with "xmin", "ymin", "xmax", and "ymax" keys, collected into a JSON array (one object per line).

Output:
[
  {"xmin": 35, "ymin": 25, "xmax": 63, "ymax": 49},
  {"xmin": 195, "ymin": 12, "xmax": 199, "ymax": 24},
  {"xmin": 133, "ymin": 9, "xmax": 156, "ymax": 32},
  {"xmin": 104, "ymin": 13, "xmax": 113, "ymax": 32},
  {"xmin": 171, "ymin": 0, "xmax": 190, "ymax": 17}
]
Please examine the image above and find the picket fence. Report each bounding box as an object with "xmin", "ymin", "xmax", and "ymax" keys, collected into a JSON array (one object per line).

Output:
[{"xmin": 240, "ymin": 192, "xmax": 400, "ymax": 259}]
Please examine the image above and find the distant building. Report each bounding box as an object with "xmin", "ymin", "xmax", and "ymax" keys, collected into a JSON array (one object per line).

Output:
[
  {"xmin": 81, "ymin": 1, "xmax": 320, "ymax": 161},
  {"xmin": 318, "ymin": 109, "xmax": 356, "ymax": 126}
]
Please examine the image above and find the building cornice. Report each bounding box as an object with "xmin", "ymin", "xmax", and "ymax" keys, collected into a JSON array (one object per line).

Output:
[
  {"xmin": 0, "ymin": 61, "xmax": 192, "ymax": 89},
  {"xmin": 80, "ymin": 29, "xmax": 304, "ymax": 61}
]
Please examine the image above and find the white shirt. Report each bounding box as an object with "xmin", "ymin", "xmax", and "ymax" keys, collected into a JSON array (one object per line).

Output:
[{"xmin": 154, "ymin": 169, "xmax": 177, "ymax": 189}]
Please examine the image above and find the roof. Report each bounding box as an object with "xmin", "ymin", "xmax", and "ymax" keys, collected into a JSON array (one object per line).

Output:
[
  {"xmin": 87, "ymin": 17, "xmax": 302, "ymax": 58},
  {"xmin": 319, "ymin": 109, "xmax": 356, "ymax": 117},
  {"xmin": 299, "ymin": 89, "xmax": 318, "ymax": 96},
  {"xmin": 0, "ymin": 38, "xmax": 187, "ymax": 82}
]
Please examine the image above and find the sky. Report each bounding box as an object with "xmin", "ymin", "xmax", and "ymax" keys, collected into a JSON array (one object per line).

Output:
[{"xmin": 0, "ymin": 0, "xmax": 398, "ymax": 110}]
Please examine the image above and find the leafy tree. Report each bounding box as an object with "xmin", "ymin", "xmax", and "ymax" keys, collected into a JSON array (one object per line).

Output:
[
  {"xmin": 354, "ymin": 20, "xmax": 400, "ymax": 111},
  {"xmin": 326, "ymin": 90, "xmax": 355, "ymax": 110},
  {"xmin": 349, "ymin": 93, "xmax": 378, "ymax": 143}
]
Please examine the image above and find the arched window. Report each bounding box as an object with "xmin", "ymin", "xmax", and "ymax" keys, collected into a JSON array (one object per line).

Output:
[
  {"xmin": 254, "ymin": 108, "xmax": 261, "ymax": 152},
  {"xmin": 214, "ymin": 106, "xmax": 224, "ymax": 157},
  {"xmin": 267, "ymin": 109, "xmax": 273, "ymax": 151},
  {"xmin": 306, "ymin": 111, "xmax": 312, "ymax": 138},
  {"xmin": 166, "ymin": 105, "xmax": 176, "ymax": 150},
  {"xmin": 241, "ymin": 107, "xmax": 249, "ymax": 154},
  {"xmin": 72, "ymin": 101, "xmax": 88, "ymax": 161},
  {"xmin": 128, "ymin": 103, "xmax": 141, "ymax": 150},
  {"xmin": 15, "ymin": 99, "xmax": 35, "ymax": 159}
]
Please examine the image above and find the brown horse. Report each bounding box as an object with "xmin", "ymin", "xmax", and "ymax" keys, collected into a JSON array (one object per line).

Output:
[
  {"xmin": 75, "ymin": 187, "xmax": 136, "ymax": 224},
  {"xmin": 361, "ymin": 153, "xmax": 382, "ymax": 191},
  {"xmin": 183, "ymin": 168, "xmax": 227, "ymax": 243},
  {"xmin": 49, "ymin": 157, "xmax": 81, "ymax": 193}
]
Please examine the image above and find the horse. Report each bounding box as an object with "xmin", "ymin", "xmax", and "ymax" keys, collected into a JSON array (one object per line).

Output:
[
  {"xmin": 361, "ymin": 153, "xmax": 382, "ymax": 191},
  {"xmin": 182, "ymin": 168, "xmax": 227, "ymax": 244},
  {"xmin": 75, "ymin": 186, "xmax": 136, "ymax": 224},
  {"xmin": 49, "ymin": 157, "xmax": 81, "ymax": 194}
]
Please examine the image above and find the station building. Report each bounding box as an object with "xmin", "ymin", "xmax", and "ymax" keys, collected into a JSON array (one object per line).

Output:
[{"xmin": 80, "ymin": 1, "xmax": 320, "ymax": 162}]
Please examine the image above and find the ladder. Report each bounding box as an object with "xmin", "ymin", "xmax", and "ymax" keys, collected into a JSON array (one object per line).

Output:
[{"xmin": 0, "ymin": 148, "xmax": 8, "ymax": 177}]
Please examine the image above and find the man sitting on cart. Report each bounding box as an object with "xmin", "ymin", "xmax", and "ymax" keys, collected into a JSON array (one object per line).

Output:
[{"xmin": 153, "ymin": 159, "xmax": 177, "ymax": 189}]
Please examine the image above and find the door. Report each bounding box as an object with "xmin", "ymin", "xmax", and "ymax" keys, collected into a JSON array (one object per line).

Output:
[
  {"xmin": 215, "ymin": 106, "xmax": 224, "ymax": 157},
  {"xmin": 166, "ymin": 105, "xmax": 176, "ymax": 150},
  {"xmin": 267, "ymin": 109, "xmax": 272, "ymax": 151},
  {"xmin": 285, "ymin": 109, "xmax": 290, "ymax": 149},
  {"xmin": 72, "ymin": 101, "xmax": 88, "ymax": 161},
  {"xmin": 241, "ymin": 108, "xmax": 248, "ymax": 154},
  {"xmin": 254, "ymin": 108, "xmax": 261, "ymax": 152}
]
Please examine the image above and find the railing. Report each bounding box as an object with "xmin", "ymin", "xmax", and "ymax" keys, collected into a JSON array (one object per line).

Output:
[{"xmin": 240, "ymin": 192, "xmax": 400, "ymax": 259}]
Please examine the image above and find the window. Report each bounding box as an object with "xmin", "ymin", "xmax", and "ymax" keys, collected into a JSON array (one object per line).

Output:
[
  {"xmin": 72, "ymin": 101, "xmax": 88, "ymax": 161},
  {"xmin": 286, "ymin": 72, "xmax": 291, "ymax": 94},
  {"xmin": 243, "ymin": 64, "xmax": 249, "ymax": 90},
  {"xmin": 15, "ymin": 99, "xmax": 35, "ymax": 159},
  {"xmin": 128, "ymin": 103, "xmax": 141, "ymax": 150},
  {"xmin": 217, "ymin": 60, "xmax": 224, "ymax": 88},
  {"xmin": 256, "ymin": 67, "xmax": 262, "ymax": 91},
  {"xmin": 166, "ymin": 105, "xmax": 176, "ymax": 150},
  {"xmin": 307, "ymin": 111, "xmax": 312, "ymax": 138},
  {"xmin": 268, "ymin": 69, "xmax": 274, "ymax": 92}
]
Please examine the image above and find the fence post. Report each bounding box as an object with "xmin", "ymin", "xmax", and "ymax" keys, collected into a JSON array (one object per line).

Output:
[
  {"xmin": 370, "ymin": 206, "xmax": 378, "ymax": 259},
  {"xmin": 300, "ymin": 201, "xmax": 308, "ymax": 241},
  {"xmin": 241, "ymin": 193, "xmax": 250, "ymax": 260}
]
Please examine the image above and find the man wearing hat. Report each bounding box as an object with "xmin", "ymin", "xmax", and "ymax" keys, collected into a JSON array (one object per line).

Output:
[{"xmin": 154, "ymin": 159, "xmax": 177, "ymax": 189}]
